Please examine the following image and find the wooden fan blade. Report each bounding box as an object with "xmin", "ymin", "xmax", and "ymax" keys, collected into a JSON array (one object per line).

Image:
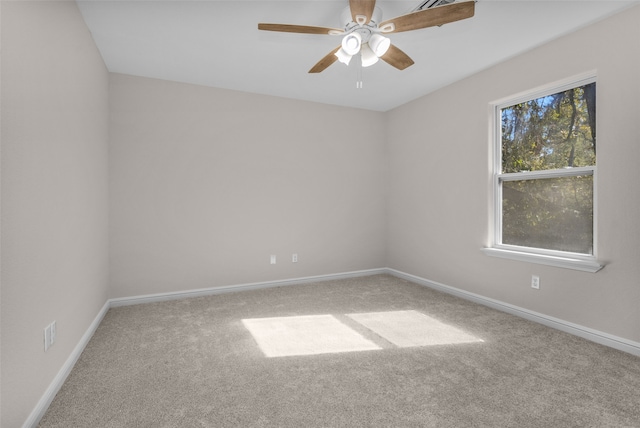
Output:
[
  {"xmin": 309, "ymin": 46, "xmax": 341, "ymax": 73},
  {"xmin": 380, "ymin": 44, "xmax": 415, "ymax": 70},
  {"xmin": 258, "ymin": 23, "xmax": 343, "ymax": 35},
  {"xmin": 379, "ymin": 1, "xmax": 474, "ymax": 34},
  {"xmin": 349, "ymin": 0, "xmax": 376, "ymax": 24}
]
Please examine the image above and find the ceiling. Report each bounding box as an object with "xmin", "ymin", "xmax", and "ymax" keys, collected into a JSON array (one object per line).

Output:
[{"xmin": 77, "ymin": 0, "xmax": 637, "ymax": 112}]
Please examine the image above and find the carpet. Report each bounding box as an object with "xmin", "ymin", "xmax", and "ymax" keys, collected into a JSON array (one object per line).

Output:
[{"xmin": 38, "ymin": 274, "xmax": 640, "ymax": 427}]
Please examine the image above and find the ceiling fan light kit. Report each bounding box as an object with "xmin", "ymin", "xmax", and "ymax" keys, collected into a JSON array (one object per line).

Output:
[{"xmin": 258, "ymin": 0, "xmax": 475, "ymax": 74}]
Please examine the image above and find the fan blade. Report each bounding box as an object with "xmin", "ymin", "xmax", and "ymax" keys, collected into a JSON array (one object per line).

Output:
[
  {"xmin": 379, "ymin": 1, "xmax": 474, "ymax": 34},
  {"xmin": 349, "ymin": 0, "xmax": 376, "ymax": 25},
  {"xmin": 380, "ymin": 44, "xmax": 415, "ymax": 70},
  {"xmin": 309, "ymin": 46, "xmax": 341, "ymax": 73},
  {"xmin": 258, "ymin": 23, "xmax": 344, "ymax": 35}
]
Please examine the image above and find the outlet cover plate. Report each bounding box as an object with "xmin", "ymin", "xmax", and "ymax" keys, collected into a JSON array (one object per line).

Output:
[{"xmin": 531, "ymin": 275, "xmax": 540, "ymax": 289}]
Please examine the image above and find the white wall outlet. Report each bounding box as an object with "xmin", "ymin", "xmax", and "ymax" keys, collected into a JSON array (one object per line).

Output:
[
  {"xmin": 270, "ymin": 255, "xmax": 276, "ymax": 265},
  {"xmin": 292, "ymin": 253, "xmax": 298, "ymax": 263},
  {"xmin": 44, "ymin": 321, "xmax": 57, "ymax": 351},
  {"xmin": 531, "ymin": 275, "xmax": 540, "ymax": 289},
  {"xmin": 44, "ymin": 325, "xmax": 51, "ymax": 351}
]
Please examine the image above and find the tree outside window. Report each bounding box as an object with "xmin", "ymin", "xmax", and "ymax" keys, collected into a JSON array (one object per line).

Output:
[{"xmin": 497, "ymin": 81, "xmax": 596, "ymax": 255}]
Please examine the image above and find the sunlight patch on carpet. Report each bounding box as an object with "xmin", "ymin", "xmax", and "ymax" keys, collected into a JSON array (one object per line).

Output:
[
  {"xmin": 346, "ymin": 310, "xmax": 484, "ymax": 347},
  {"xmin": 242, "ymin": 315, "xmax": 381, "ymax": 357}
]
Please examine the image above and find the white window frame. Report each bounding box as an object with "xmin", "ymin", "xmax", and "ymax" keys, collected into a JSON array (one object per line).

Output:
[{"xmin": 483, "ymin": 72, "xmax": 603, "ymax": 273}]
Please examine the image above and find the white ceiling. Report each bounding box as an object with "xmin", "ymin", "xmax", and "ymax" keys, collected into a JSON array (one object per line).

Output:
[{"xmin": 77, "ymin": 0, "xmax": 637, "ymax": 111}]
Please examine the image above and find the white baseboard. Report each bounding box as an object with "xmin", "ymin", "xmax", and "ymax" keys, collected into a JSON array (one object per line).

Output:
[
  {"xmin": 23, "ymin": 300, "xmax": 110, "ymax": 428},
  {"xmin": 109, "ymin": 268, "xmax": 387, "ymax": 307},
  {"xmin": 385, "ymin": 268, "xmax": 640, "ymax": 357}
]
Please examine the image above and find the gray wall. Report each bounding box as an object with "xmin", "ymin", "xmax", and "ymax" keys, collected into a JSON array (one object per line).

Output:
[
  {"xmin": 1, "ymin": 1, "xmax": 110, "ymax": 426},
  {"xmin": 386, "ymin": 5, "xmax": 640, "ymax": 343},
  {"xmin": 108, "ymin": 74, "xmax": 387, "ymax": 298}
]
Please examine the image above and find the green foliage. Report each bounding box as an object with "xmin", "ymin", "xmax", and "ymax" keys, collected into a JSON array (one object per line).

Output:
[
  {"xmin": 502, "ymin": 176, "xmax": 593, "ymax": 254},
  {"xmin": 501, "ymin": 83, "xmax": 596, "ymax": 173}
]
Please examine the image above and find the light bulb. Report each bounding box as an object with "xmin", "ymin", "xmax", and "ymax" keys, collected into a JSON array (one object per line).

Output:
[{"xmin": 341, "ymin": 32, "xmax": 362, "ymax": 56}]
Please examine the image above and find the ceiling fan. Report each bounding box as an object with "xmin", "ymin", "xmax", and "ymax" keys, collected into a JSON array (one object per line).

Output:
[{"xmin": 258, "ymin": 0, "xmax": 475, "ymax": 73}]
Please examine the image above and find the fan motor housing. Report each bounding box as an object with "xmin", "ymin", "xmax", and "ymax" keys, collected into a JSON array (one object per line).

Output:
[{"xmin": 340, "ymin": 6, "xmax": 383, "ymax": 35}]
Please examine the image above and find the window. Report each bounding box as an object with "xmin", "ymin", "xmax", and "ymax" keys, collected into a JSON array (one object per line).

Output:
[{"xmin": 484, "ymin": 74, "xmax": 603, "ymax": 272}]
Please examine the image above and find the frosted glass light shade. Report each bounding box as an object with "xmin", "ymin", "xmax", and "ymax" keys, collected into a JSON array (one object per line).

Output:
[
  {"xmin": 369, "ymin": 34, "xmax": 390, "ymax": 57},
  {"xmin": 335, "ymin": 48, "xmax": 352, "ymax": 65},
  {"xmin": 360, "ymin": 43, "xmax": 379, "ymax": 67}
]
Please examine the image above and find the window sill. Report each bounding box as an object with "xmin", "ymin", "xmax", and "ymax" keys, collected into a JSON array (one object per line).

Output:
[{"xmin": 481, "ymin": 247, "xmax": 604, "ymax": 273}]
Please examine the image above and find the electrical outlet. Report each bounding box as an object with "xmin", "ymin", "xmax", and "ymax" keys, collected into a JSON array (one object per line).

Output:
[
  {"xmin": 44, "ymin": 321, "xmax": 57, "ymax": 351},
  {"xmin": 44, "ymin": 325, "xmax": 51, "ymax": 351},
  {"xmin": 270, "ymin": 255, "xmax": 276, "ymax": 265},
  {"xmin": 531, "ymin": 275, "xmax": 540, "ymax": 289},
  {"xmin": 292, "ymin": 253, "xmax": 298, "ymax": 263}
]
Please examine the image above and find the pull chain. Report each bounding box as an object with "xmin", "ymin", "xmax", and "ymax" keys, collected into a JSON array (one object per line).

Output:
[{"xmin": 356, "ymin": 53, "xmax": 363, "ymax": 89}]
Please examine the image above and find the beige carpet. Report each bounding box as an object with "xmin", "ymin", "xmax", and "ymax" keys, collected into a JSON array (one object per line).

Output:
[{"xmin": 39, "ymin": 274, "xmax": 640, "ymax": 427}]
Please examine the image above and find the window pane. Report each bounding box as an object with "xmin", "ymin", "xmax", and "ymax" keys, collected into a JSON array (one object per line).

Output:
[
  {"xmin": 502, "ymin": 175, "xmax": 593, "ymax": 254},
  {"xmin": 501, "ymin": 83, "xmax": 596, "ymax": 173}
]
